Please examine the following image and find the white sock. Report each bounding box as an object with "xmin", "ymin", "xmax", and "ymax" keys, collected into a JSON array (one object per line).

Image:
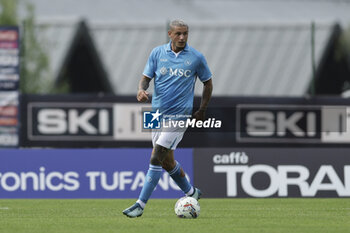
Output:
[
  {"xmin": 136, "ymin": 199, "xmax": 146, "ymax": 209},
  {"xmin": 186, "ymin": 186, "xmax": 194, "ymax": 196}
]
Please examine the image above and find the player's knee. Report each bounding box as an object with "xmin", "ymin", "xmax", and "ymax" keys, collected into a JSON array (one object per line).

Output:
[
  {"xmin": 150, "ymin": 144, "xmax": 170, "ymax": 166},
  {"xmin": 154, "ymin": 144, "xmax": 169, "ymax": 155},
  {"xmin": 162, "ymin": 159, "xmax": 176, "ymax": 172},
  {"xmin": 150, "ymin": 154, "xmax": 161, "ymax": 166}
]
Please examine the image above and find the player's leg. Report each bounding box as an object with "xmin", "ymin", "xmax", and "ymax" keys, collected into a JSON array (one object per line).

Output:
[
  {"xmin": 162, "ymin": 150, "xmax": 201, "ymax": 199},
  {"xmin": 123, "ymin": 143, "xmax": 169, "ymax": 218},
  {"xmin": 159, "ymin": 131, "xmax": 201, "ymax": 200},
  {"xmin": 136, "ymin": 145, "xmax": 169, "ymax": 207},
  {"xmin": 162, "ymin": 151, "xmax": 192, "ymax": 195}
]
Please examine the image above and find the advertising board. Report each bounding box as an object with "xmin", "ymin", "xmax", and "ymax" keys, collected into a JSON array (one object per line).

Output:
[
  {"xmin": 0, "ymin": 148, "xmax": 193, "ymax": 198},
  {"xmin": 194, "ymin": 148, "xmax": 350, "ymax": 197}
]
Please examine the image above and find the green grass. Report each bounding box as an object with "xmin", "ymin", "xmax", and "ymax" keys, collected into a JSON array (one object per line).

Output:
[{"xmin": 0, "ymin": 199, "xmax": 349, "ymax": 233}]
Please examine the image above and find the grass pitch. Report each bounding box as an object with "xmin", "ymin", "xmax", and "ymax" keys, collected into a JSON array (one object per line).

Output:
[{"xmin": 0, "ymin": 199, "xmax": 348, "ymax": 233}]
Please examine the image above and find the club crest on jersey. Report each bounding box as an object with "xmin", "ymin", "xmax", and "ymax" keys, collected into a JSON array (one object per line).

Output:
[
  {"xmin": 185, "ymin": 60, "xmax": 192, "ymax": 66},
  {"xmin": 160, "ymin": 67, "xmax": 167, "ymax": 75}
]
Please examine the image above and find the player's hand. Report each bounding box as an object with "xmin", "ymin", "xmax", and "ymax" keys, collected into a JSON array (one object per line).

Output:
[
  {"xmin": 193, "ymin": 109, "xmax": 206, "ymax": 121},
  {"xmin": 137, "ymin": 90, "xmax": 149, "ymax": 102}
]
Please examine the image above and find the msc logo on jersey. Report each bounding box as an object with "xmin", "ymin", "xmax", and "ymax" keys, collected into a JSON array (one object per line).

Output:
[
  {"xmin": 159, "ymin": 67, "xmax": 192, "ymax": 78},
  {"xmin": 143, "ymin": 109, "xmax": 162, "ymax": 129}
]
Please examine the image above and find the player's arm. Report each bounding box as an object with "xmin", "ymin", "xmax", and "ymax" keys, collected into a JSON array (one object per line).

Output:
[
  {"xmin": 137, "ymin": 76, "xmax": 151, "ymax": 102},
  {"xmin": 193, "ymin": 78, "xmax": 213, "ymax": 121}
]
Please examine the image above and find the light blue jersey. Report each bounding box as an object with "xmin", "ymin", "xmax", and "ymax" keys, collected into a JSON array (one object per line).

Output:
[{"xmin": 143, "ymin": 42, "xmax": 212, "ymax": 118}]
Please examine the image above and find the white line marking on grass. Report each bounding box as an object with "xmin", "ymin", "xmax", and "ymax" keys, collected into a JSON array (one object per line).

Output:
[{"xmin": 0, "ymin": 207, "xmax": 9, "ymax": 210}]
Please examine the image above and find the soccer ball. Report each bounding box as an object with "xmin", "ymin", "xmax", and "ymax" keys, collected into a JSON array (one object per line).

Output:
[{"xmin": 174, "ymin": 196, "xmax": 200, "ymax": 218}]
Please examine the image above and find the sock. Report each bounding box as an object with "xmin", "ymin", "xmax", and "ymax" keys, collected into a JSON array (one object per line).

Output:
[
  {"xmin": 138, "ymin": 164, "xmax": 162, "ymax": 205},
  {"xmin": 136, "ymin": 200, "xmax": 146, "ymax": 209},
  {"xmin": 186, "ymin": 186, "xmax": 194, "ymax": 196},
  {"xmin": 169, "ymin": 161, "xmax": 192, "ymax": 194}
]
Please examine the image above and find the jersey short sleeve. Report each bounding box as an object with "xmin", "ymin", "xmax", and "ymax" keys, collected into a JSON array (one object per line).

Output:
[
  {"xmin": 197, "ymin": 54, "xmax": 212, "ymax": 82},
  {"xmin": 143, "ymin": 48, "xmax": 158, "ymax": 79}
]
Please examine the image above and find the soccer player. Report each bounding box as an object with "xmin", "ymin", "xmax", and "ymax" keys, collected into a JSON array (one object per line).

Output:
[{"xmin": 123, "ymin": 19, "xmax": 213, "ymax": 218}]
